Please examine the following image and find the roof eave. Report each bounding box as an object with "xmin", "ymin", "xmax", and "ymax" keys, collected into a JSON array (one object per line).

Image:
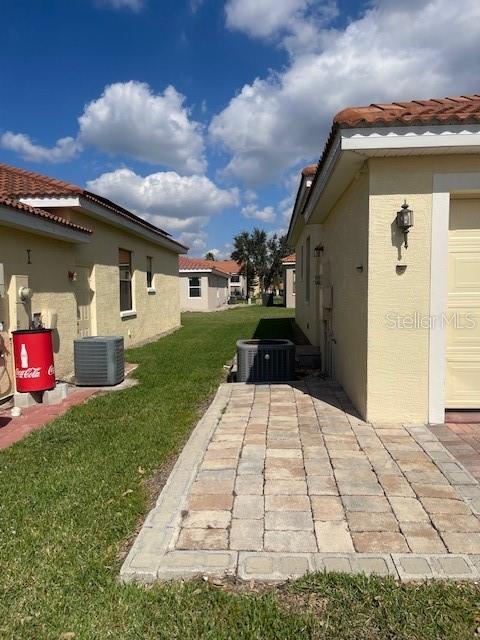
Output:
[
  {"xmin": 20, "ymin": 195, "xmax": 188, "ymax": 253},
  {"xmin": 0, "ymin": 204, "xmax": 91, "ymax": 243},
  {"xmin": 304, "ymin": 123, "xmax": 480, "ymax": 225}
]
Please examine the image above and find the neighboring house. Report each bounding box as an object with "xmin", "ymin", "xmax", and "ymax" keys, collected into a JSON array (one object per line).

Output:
[
  {"xmin": 282, "ymin": 254, "xmax": 296, "ymax": 308},
  {"xmin": 214, "ymin": 260, "xmax": 246, "ymax": 298},
  {"xmin": 287, "ymin": 94, "xmax": 480, "ymax": 425},
  {"xmin": 179, "ymin": 257, "xmax": 229, "ymax": 311},
  {"xmin": 0, "ymin": 162, "xmax": 187, "ymax": 399}
]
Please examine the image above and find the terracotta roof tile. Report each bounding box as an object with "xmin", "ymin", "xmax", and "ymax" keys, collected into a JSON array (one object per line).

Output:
[
  {"xmin": 0, "ymin": 162, "xmax": 180, "ymax": 243},
  {"xmin": 178, "ymin": 256, "xmax": 230, "ymax": 276},
  {"xmin": 301, "ymin": 164, "xmax": 317, "ymax": 177},
  {"xmin": 297, "ymin": 93, "xmax": 480, "ymax": 228},
  {"xmin": 0, "ymin": 196, "xmax": 92, "ymax": 234},
  {"xmin": 334, "ymin": 94, "xmax": 480, "ymax": 128},
  {"xmin": 212, "ymin": 260, "xmax": 242, "ymax": 274},
  {"xmin": 282, "ymin": 253, "xmax": 295, "ymax": 264}
]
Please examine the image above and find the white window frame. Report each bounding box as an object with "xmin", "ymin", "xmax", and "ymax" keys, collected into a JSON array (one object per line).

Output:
[
  {"xmin": 188, "ymin": 275, "xmax": 202, "ymax": 298},
  {"xmin": 146, "ymin": 256, "xmax": 155, "ymax": 292},
  {"xmin": 119, "ymin": 248, "xmax": 134, "ymax": 314}
]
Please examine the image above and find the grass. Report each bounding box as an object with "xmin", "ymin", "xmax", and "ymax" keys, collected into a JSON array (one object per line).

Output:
[{"xmin": 0, "ymin": 306, "xmax": 478, "ymax": 639}]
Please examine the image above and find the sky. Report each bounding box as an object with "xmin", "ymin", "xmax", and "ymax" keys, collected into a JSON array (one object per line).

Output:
[{"xmin": 1, "ymin": 0, "xmax": 480, "ymax": 257}]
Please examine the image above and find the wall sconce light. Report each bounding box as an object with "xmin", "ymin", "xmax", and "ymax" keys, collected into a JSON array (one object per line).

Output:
[
  {"xmin": 314, "ymin": 244, "xmax": 324, "ymax": 257},
  {"xmin": 397, "ymin": 200, "xmax": 414, "ymax": 248},
  {"xmin": 68, "ymin": 270, "xmax": 77, "ymax": 282}
]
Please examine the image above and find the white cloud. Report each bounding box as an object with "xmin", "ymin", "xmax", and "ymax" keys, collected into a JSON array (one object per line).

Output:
[
  {"xmin": 243, "ymin": 189, "xmax": 257, "ymax": 203},
  {"xmin": 96, "ymin": 0, "xmax": 144, "ymax": 11},
  {"xmin": 225, "ymin": 0, "xmax": 338, "ymax": 54},
  {"xmin": 225, "ymin": 0, "xmax": 306, "ymax": 39},
  {"xmin": 241, "ymin": 203, "xmax": 276, "ymax": 222},
  {"xmin": 0, "ymin": 132, "xmax": 81, "ymax": 163},
  {"xmin": 87, "ymin": 167, "xmax": 239, "ymax": 237},
  {"xmin": 212, "ymin": 0, "xmax": 480, "ymax": 185},
  {"xmin": 179, "ymin": 231, "xmax": 208, "ymax": 253},
  {"xmin": 79, "ymin": 82, "xmax": 206, "ymax": 174}
]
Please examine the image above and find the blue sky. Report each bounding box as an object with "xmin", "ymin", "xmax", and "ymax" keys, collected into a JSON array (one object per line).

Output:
[{"xmin": 1, "ymin": 0, "xmax": 479, "ymax": 256}]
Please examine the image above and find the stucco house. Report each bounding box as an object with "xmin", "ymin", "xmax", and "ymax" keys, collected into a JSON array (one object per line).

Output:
[
  {"xmin": 178, "ymin": 257, "xmax": 229, "ymax": 311},
  {"xmin": 287, "ymin": 94, "xmax": 480, "ymax": 425},
  {"xmin": 214, "ymin": 260, "xmax": 246, "ymax": 298},
  {"xmin": 0, "ymin": 163, "xmax": 187, "ymax": 400},
  {"xmin": 282, "ymin": 253, "xmax": 296, "ymax": 308}
]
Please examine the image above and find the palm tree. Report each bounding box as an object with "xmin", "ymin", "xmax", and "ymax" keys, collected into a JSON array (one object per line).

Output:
[{"xmin": 204, "ymin": 251, "xmax": 216, "ymax": 261}]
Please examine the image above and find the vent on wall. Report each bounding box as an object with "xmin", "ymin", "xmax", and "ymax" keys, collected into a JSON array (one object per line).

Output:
[
  {"xmin": 74, "ymin": 336, "xmax": 124, "ymax": 386},
  {"xmin": 237, "ymin": 339, "xmax": 295, "ymax": 383}
]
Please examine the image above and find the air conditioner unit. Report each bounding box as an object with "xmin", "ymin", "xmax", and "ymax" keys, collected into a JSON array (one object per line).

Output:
[
  {"xmin": 237, "ymin": 339, "xmax": 295, "ymax": 383},
  {"xmin": 74, "ymin": 336, "xmax": 124, "ymax": 386}
]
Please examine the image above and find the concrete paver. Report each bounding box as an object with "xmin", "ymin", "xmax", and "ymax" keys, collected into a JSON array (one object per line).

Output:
[{"xmin": 122, "ymin": 381, "xmax": 480, "ymax": 583}]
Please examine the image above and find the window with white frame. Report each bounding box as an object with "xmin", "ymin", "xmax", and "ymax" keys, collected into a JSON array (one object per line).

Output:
[
  {"xmin": 230, "ymin": 275, "xmax": 240, "ymax": 283},
  {"xmin": 292, "ymin": 269, "xmax": 296, "ymax": 295},
  {"xmin": 146, "ymin": 256, "xmax": 153, "ymax": 289},
  {"xmin": 119, "ymin": 248, "xmax": 133, "ymax": 312},
  {"xmin": 189, "ymin": 276, "xmax": 201, "ymax": 297}
]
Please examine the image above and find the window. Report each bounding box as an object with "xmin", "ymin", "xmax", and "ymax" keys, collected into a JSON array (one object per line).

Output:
[
  {"xmin": 292, "ymin": 269, "xmax": 296, "ymax": 295},
  {"xmin": 119, "ymin": 249, "xmax": 133, "ymax": 312},
  {"xmin": 305, "ymin": 236, "xmax": 311, "ymax": 303},
  {"xmin": 230, "ymin": 275, "xmax": 240, "ymax": 283},
  {"xmin": 189, "ymin": 276, "xmax": 201, "ymax": 297},
  {"xmin": 146, "ymin": 256, "xmax": 153, "ymax": 289},
  {"xmin": 300, "ymin": 244, "xmax": 304, "ymax": 280}
]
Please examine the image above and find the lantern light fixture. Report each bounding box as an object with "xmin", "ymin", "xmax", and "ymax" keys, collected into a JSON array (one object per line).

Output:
[{"xmin": 397, "ymin": 200, "xmax": 414, "ymax": 248}]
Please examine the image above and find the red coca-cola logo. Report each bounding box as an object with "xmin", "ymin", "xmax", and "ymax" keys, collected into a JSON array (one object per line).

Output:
[
  {"xmin": 16, "ymin": 365, "xmax": 55, "ymax": 378},
  {"xmin": 16, "ymin": 367, "xmax": 42, "ymax": 379}
]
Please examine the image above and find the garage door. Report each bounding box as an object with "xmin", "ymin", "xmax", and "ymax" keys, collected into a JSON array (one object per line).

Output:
[{"xmin": 445, "ymin": 198, "xmax": 480, "ymax": 408}]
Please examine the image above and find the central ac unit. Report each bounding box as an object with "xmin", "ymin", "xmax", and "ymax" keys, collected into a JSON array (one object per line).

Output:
[{"xmin": 74, "ymin": 336, "xmax": 124, "ymax": 386}]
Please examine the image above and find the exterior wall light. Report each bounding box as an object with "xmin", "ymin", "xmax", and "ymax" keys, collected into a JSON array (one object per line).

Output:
[
  {"xmin": 314, "ymin": 244, "xmax": 324, "ymax": 257},
  {"xmin": 397, "ymin": 200, "xmax": 414, "ymax": 248}
]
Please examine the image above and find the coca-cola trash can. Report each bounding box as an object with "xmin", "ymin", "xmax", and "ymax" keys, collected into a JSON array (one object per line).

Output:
[{"xmin": 12, "ymin": 329, "xmax": 56, "ymax": 392}]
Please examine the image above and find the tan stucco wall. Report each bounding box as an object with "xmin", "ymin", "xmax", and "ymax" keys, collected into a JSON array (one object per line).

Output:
[
  {"xmin": 180, "ymin": 272, "xmax": 229, "ymax": 311},
  {"xmin": 367, "ymin": 153, "xmax": 480, "ymax": 423},
  {"xmin": 321, "ymin": 168, "xmax": 369, "ymax": 417},
  {"xmin": 294, "ymin": 224, "xmax": 323, "ymax": 345},
  {"xmin": 283, "ymin": 265, "xmax": 296, "ymax": 308},
  {"xmin": 0, "ymin": 210, "xmax": 181, "ymax": 381}
]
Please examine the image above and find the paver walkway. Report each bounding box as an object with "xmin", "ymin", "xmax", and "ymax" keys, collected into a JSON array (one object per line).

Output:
[
  {"xmin": 122, "ymin": 380, "xmax": 480, "ymax": 583},
  {"xmin": 430, "ymin": 422, "xmax": 480, "ymax": 481}
]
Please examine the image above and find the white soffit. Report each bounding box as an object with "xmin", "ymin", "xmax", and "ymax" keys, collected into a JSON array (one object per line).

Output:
[
  {"xmin": 342, "ymin": 123, "xmax": 480, "ymax": 151},
  {"xmin": 20, "ymin": 195, "xmax": 187, "ymax": 253},
  {"xmin": 305, "ymin": 124, "xmax": 480, "ymax": 224}
]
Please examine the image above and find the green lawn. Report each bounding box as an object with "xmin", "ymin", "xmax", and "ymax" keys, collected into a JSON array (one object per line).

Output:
[{"xmin": 0, "ymin": 307, "xmax": 478, "ymax": 639}]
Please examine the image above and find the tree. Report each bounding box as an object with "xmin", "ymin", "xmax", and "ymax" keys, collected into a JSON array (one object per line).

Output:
[
  {"xmin": 231, "ymin": 228, "xmax": 288, "ymax": 297},
  {"xmin": 265, "ymin": 233, "xmax": 289, "ymax": 291},
  {"xmin": 231, "ymin": 231, "xmax": 254, "ymax": 298},
  {"xmin": 204, "ymin": 251, "xmax": 216, "ymax": 261}
]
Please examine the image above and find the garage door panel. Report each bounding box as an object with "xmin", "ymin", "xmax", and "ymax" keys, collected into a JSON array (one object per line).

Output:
[{"xmin": 446, "ymin": 198, "xmax": 480, "ymax": 409}]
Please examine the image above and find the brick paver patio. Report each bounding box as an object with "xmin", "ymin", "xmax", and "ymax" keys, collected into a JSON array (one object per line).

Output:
[
  {"xmin": 122, "ymin": 380, "xmax": 480, "ymax": 583},
  {"xmin": 430, "ymin": 422, "xmax": 480, "ymax": 481}
]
